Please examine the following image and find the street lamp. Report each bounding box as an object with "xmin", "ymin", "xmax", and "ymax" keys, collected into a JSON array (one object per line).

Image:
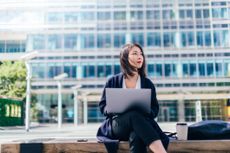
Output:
[
  {"xmin": 54, "ymin": 73, "xmax": 68, "ymax": 129},
  {"xmin": 71, "ymin": 84, "xmax": 82, "ymax": 126},
  {"xmin": 195, "ymin": 100, "xmax": 202, "ymax": 122},
  {"xmin": 20, "ymin": 51, "xmax": 38, "ymax": 132}
]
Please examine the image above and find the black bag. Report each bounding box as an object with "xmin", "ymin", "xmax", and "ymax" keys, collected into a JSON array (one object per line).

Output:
[{"xmin": 188, "ymin": 120, "xmax": 230, "ymax": 140}]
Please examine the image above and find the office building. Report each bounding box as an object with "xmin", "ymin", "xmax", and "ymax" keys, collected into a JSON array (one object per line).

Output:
[{"xmin": 0, "ymin": 0, "xmax": 229, "ymax": 123}]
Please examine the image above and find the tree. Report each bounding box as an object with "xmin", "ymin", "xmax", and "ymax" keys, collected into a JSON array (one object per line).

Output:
[
  {"xmin": 0, "ymin": 61, "xmax": 26, "ymax": 99},
  {"xmin": 0, "ymin": 61, "xmax": 39, "ymax": 122}
]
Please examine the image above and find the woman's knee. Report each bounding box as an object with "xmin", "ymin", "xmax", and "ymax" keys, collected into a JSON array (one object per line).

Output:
[{"xmin": 125, "ymin": 110, "xmax": 143, "ymax": 118}]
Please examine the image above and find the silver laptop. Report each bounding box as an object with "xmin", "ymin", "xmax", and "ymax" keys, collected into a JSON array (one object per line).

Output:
[{"xmin": 105, "ymin": 88, "xmax": 151, "ymax": 114}]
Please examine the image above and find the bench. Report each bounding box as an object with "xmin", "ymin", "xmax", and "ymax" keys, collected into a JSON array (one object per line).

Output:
[{"xmin": 1, "ymin": 139, "xmax": 230, "ymax": 153}]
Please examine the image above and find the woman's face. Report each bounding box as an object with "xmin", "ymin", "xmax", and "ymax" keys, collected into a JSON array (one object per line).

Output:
[{"xmin": 128, "ymin": 46, "xmax": 144, "ymax": 69}]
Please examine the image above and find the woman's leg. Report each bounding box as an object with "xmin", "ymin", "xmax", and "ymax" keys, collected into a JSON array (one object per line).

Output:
[
  {"xmin": 112, "ymin": 114, "xmax": 147, "ymax": 153},
  {"xmin": 112, "ymin": 111, "xmax": 167, "ymax": 153},
  {"xmin": 149, "ymin": 140, "xmax": 167, "ymax": 153},
  {"xmin": 129, "ymin": 131, "xmax": 147, "ymax": 153},
  {"xmin": 148, "ymin": 119, "xmax": 169, "ymax": 150}
]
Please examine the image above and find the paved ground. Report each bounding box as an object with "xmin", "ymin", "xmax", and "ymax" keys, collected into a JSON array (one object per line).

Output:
[{"xmin": 0, "ymin": 122, "xmax": 187, "ymax": 144}]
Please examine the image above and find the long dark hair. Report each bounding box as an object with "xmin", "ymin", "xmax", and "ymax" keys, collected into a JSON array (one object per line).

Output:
[{"xmin": 120, "ymin": 43, "xmax": 146, "ymax": 78}]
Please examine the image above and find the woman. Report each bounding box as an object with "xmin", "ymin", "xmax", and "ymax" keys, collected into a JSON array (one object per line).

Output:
[{"xmin": 97, "ymin": 43, "xmax": 169, "ymax": 153}]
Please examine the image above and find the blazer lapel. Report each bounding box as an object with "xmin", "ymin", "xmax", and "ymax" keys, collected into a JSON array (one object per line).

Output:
[
  {"xmin": 140, "ymin": 76, "xmax": 145, "ymax": 89},
  {"xmin": 118, "ymin": 73, "xmax": 123, "ymax": 88}
]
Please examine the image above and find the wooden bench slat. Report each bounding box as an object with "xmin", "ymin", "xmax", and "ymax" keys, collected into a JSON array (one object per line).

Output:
[
  {"xmin": 168, "ymin": 140, "xmax": 230, "ymax": 153},
  {"xmin": 1, "ymin": 140, "xmax": 230, "ymax": 153}
]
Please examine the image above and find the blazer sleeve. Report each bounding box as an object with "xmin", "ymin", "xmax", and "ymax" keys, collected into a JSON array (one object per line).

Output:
[
  {"xmin": 149, "ymin": 81, "xmax": 159, "ymax": 119},
  {"xmin": 99, "ymin": 79, "xmax": 111, "ymax": 116}
]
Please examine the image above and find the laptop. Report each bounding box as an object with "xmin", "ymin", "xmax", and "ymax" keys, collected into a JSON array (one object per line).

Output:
[{"xmin": 105, "ymin": 88, "xmax": 151, "ymax": 114}]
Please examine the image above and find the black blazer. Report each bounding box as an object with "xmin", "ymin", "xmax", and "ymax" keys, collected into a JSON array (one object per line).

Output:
[{"xmin": 97, "ymin": 73, "xmax": 159, "ymax": 140}]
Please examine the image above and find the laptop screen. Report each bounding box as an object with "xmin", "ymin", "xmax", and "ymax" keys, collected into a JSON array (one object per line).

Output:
[{"xmin": 105, "ymin": 88, "xmax": 151, "ymax": 114}]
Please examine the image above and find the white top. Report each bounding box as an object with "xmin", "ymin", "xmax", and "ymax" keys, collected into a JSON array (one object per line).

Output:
[{"xmin": 123, "ymin": 75, "xmax": 141, "ymax": 89}]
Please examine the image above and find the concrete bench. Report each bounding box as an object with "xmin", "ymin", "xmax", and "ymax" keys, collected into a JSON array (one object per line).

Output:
[{"xmin": 1, "ymin": 139, "xmax": 230, "ymax": 153}]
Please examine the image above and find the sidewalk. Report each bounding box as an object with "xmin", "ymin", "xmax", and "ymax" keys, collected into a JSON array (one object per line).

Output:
[{"xmin": 0, "ymin": 122, "xmax": 181, "ymax": 143}]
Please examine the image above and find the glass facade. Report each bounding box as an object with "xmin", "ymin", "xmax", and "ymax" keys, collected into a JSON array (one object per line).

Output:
[
  {"xmin": 24, "ymin": 29, "xmax": 229, "ymax": 51},
  {"xmin": 0, "ymin": 40, "xmax": 25, "ymax": 53},
  {"xmin": 185, "ymin": 100, "xmax": 226, "ymax": 122},
  {"xmin": 0, "ymin": 0, "xmax": 230, "ymax": 123}
]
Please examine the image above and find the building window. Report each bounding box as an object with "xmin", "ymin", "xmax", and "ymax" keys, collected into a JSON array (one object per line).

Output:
[
  {"xmin": 214, "ymin": 31, "xmax": 221, "ymax": 47},
  {"xmin": 181, "ymin": 32, "xmax": 186, "ymax": 47},
  {"xmin": 207, "ymin": 63, "xmax": 214, "ymax": 76},
  {"xmin": 0, "ymin": 41, "xmax": 5, "ymax": 53},
  {"xmin": 88, "ymin": 65, "xmax": 95, "ymax": 78},
  {"xmin": 189, "ymin": 63, "xmax": 197, "ymax": 77},
  {"xmin": 181, "ymin": 32, "xmax": 195, "ymax": 47},
  {"xmin": 203, "ymin": 9, "xmax": 209, "ymax": 18},
  {"xmin": 212, "ymin": 8, "xmax": 228, "ymax": 19},
  {"xmin": 88, "ymin": 102, "xmax": 104, "ymax": 123},
  {"xmin": 48, "ymin": 64, "xmax": 62, "ymax": 78},
  {"xmin": 81, "ymin": 34, "xmax": 95, "ymax": 49},
  {"xmin": 131, "ymin": 33, "xmax": 144, "ymax": 47},
  {"xmin": 83, "ymin": 64, "xmax": 96, "ymax": 78},
  {"xmin": 20, "ymin": 42, "xmax": 26, "ymax": 52},
  {"xmin": 198, "ymin": 63, "xmax": 206, "ymax": 76},
  {"xmin": 195, "ymin": 9, "xmax": 202, "ymax": 18},
  {"xmin": 146, "ymin": 10, "xmax": 155, "ymax": 20},
  {"xmin": 204, "ymin": 32, "xmax": 211, "ymax": 47},
  {"xmin": 188, "ymin": 32, "xmax": 194, "ymax": 47},
  {"xmin": 147, "ymin": 32, "xmax": 161, "ymax": 47},
  {"xmin": 32, "ymin": 35, "xmax": 45, "ymax": 50},
  {"xmin": 164, "ymin": 64, "xmax": 171, "ymax": 77},
  {"xmin": 97, "ymin": 34, "xmax": 111, "ymax": 48},
  {"xmin": 156, "ymin": 64, "xmax": 162, "ymax": 77},
  {"xmin": 114, "ymin": 22, "xmax": 127, "ymax": 30},
  {"xmin": 114, "ymin": 11, "xmax": 126, "ymax": 20},
  {"xmin": 179, "ymin": 10, "xmax": 185, "ymax": 19},
  {"xmin": 179, "ymin": 9, "xmax": 192, "ymax": 19},
  {"xmin": 215, "ymin": 62, "xmax": 223, "ymax": 77},
  {"xmin": 64, "ymin": 34, "xmax": 77, "ymax": 50},
  {"xmin": 32, "ymin": 63, "xmax": 45, "ymax": 78},
  {"xmin": 222, "ymin": 30, "xmax": 229, "ymax": 47},
  {"xmin": 6, "ymin": 41, "xmax": 21, "ymax": 53},
  {"xmin": 130, "ymin": 11, "xmax": 143, "ymax": 20},
  {"xmin": 47, "ymin": 12, "xmax": 63, "ymax": 24},
  {"xmin": 63, "ymin": 64, "xmax": 77, "ymax": 78},
  {"xmin": 224, "ymin": 61, "xmax": 230, "ymax": 76},
  {"xmin": 80, "ymin": 12, "xmax": 94, "ymax": 21},
  {"xmin": 146, "ymin": 10, "xmax": 161, "ymax": 20},
  {"xmin": 114, "ymin": 33, "xmax": 126, "ymax": 48},
  {"xmin": 163, "ymin": 32, "xmax": 176, "ymax": 48},
  {"xmin": 83, "ymin": 65, "xmax": 87, "ymax": 78},
  {"xmin": 163, "ymin": 10, "xmax": 174, "ymax": 20},
  {"xmin": 97, "ymin": 12, "xmax": 111, "ymax": 20},
  {"xmin": 186, "ymin": 10, "xmax": 193, "ymax": 19},
  {"xmin": 184, "ymin": 101, "xmax": 195, "ymax": 121},
  {"xmin": 182, "ymin": 63, "xmax": 189, "ymax": 77},
  {"xmin": 147, "ymin": 64, "xmax": 154, "ymax": 77},
  {"xmin": 97, "ymin": 64, "xmax": 104, "ymax": 77},
  {"xmin": 72, "ymin": 65, "xmax": 77, "ymax": 78},
  {"xmin": 158, "ymin": 101, "xmax": 178, "ymax": 122},
  {"xmin": 105, "ymin": 65, "xmax": 112, "ymax": 77},
  {"xmin": 114, "ymin": 64, "xmax": 120, "ymax": 74},
  {"xmin": 197, "ymin": 31, "xmax": 203, "ymax": 47},
  {"xmin": 64, "ymin": 12, "xmax": 78, "ymax": 23},
  {"xmin": 48, "ymin": 34, "xmax": 62, "ymax": 50}
]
